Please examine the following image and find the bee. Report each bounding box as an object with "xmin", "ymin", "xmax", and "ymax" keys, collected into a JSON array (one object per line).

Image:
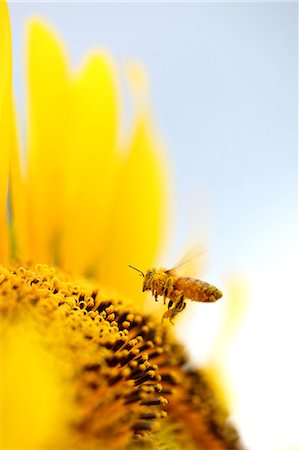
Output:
[{"xmin": 129, "ymin": 249, "xmax": 223, "ymax": 324}]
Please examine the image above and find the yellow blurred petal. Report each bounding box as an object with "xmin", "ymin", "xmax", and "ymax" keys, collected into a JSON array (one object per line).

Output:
[
  {"xmin": 10, "ymin": 105, "xmax": 30, "ymax": 261},
  {"xmin": 61, "ymin": 52, "xmax": 120, "ymax": 275},
  {"xmin": 206, "ymin": 276, "xmax": 248, "ymax": 408},
  {"xmin": 96, "ymin": 63, "xmax": 168, "ymax": 300},
  {"xmin": 0, "ymin": 321, "xmax": 67, "ymax": 449},
  {"xmin": 0, "ymin": 1, "xmax": 12, "ymax": 263},
  {"xmin": 98, "ymin": 113, "xmax": 167, "ymax": 300},
  {"xmin": 126, "ymin": 61, "xmax": 150, "ymax": 112},
  {"xmin": 26, "ymin": 19, "xmax": 70, "ymax": 263},
  {"xmin": 213, "ymin": 277, "xmax": 248, "ymax": 351},
  {"xmin": 203, "ymin": 365, "xmax": 232, "ymax": 412}
]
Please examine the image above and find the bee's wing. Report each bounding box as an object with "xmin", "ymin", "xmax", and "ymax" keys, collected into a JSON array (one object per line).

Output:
[{"xmin": 166, "ymin": 244, "xmax": 206, "ymax": 278}]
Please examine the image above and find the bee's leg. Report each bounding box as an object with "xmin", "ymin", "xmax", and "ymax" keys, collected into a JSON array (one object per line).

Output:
[
  {"xmin": 162, "ymin": 308, "xmax": 175, "ymax": 325},
  {"xmin": 163, "ymin": 277, "xmax": 176, "ymax": 305},
  {"xmin": 167, "ymin": 300, "xmax": 173, "ymax": 309},
  {"xmin": 162, "ymin": 280, "xmax": 171, "ymax": 304},
  {"xmin": 163, "ymin": 291, "xmax": 168, "ymax": 305},
  {"xmin": 174, "ymin": 294, "xmax": 186, "ymax": 313},
  {"xmin": 154, "ymin": 291, "xmax": 158, "ymax": 301},
  {"xmin": 176, "ymin": 298, "xmax": 183, "ymax": 311}
]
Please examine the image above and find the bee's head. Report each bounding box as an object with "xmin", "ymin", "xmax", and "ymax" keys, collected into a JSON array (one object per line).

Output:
[
  {"xmin": 128, "ymin": 265, "xmax": 156, "ymax": 292},
  {"xmin": 142, "ymin": 268, "xmax": 157, "ymax": 291},
  {"xmin": 145, "ymin": 268, "xmax": 156, "ymax": 278}
]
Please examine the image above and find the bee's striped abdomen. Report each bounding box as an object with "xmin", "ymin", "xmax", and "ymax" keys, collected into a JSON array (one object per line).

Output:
[{"xmin": 174, "ymin": 277, "xmax": 222, "ymax": 303}]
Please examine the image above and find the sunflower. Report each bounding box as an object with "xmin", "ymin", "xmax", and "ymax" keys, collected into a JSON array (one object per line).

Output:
[{"xmin": 0, "ymin": 3, "xmax": 244, "ymax": 449}]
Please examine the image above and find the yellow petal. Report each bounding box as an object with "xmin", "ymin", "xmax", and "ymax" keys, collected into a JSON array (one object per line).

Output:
[
  {"xmin": 96, "ymin": 63, "xmax": 168, "ymax": 300},
  {"xmin": 61, "ymin": 52, "xmax": 120, "ymax": 275},
  {"xmin": 0, "ymin": 321, "xmax": 68, "ymax": 449},
  {"xmin": 98, "ymin": 112, "xmax": 168, "ymax": 300},
  {"xmin": 0, "ymin": 1, "xmax": 12, "ymax": 263},
  {"xmin": 26, "ymin": 19, "xmax": 70, "ymax": 263},
  {"xmin": 10, "ymin": 105, "xmax": 30, "ymax": 261},
  {"xmin": 212, "ymin": 277, "xmax": 248, "ymax": 353},
  {"xmin": 206, "ymin": 277, "xmax": 248, "ymax": 408}
]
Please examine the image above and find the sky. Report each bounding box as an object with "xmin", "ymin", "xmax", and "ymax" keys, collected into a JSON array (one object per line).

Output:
[{"xmin": 9, "ymin": 2, "xmax": 298, "ymax": 450}]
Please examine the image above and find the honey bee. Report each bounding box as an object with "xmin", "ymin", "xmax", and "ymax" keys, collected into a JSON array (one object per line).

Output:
[{"xmin": 129, "ymin": 249, "xmax": 223, "ymax": 324}]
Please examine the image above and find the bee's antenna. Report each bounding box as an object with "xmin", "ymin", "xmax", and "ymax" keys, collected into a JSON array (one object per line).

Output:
[{"xmin": 128, "ymin": 265, "xmax": 145, "ymax": 277}]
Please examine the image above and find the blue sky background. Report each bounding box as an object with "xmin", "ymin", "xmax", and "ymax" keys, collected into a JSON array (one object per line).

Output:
[{"xmin": 9, "ymin": 3, "xmax": 298, "ymax": 449}]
